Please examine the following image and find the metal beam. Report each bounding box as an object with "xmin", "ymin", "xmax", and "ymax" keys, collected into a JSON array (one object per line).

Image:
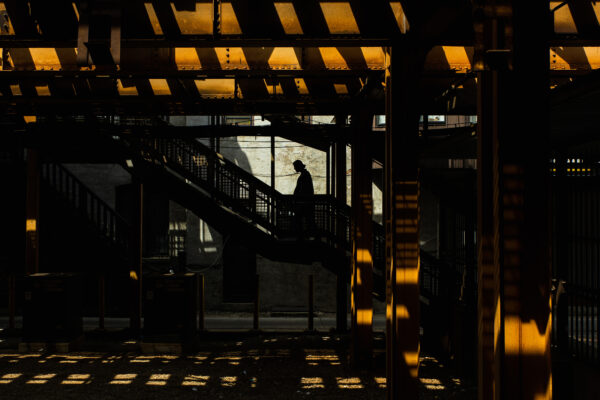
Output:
[{"xmin": 350, "ymin": 108, "xmax": 374, "ymax": 365}]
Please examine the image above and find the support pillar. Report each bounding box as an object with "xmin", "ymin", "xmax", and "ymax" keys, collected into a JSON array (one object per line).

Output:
[
  {"xmin": 335, "ymin": 116, "xmax": 348, "ymax": 333},
  {"xmin": 129, "ymin": 181, "xmax": 143, "ymax": 336},
  {"xmin": 385, "ymin": 42, "xmax": 423, "ymax": 399},
  {"xmin": 25, "ymin": 148, "xmax": 40, "ymax": 275},
  {"xmin": 350, "ymin": 110, "xmax": 374, "ymax": 365},
  {"xmin": 474, "ymin": 2, "xmax": 552, "ymax": 399}
]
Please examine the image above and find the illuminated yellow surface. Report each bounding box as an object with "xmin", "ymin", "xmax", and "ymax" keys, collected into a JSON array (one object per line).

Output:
[
  {"xmin": 356, "ymin": 308, "xmax": 373, "ymax": 326},
  {"xmin": 301, "ymin": 377, "xmax": 324, "ymax": 389},
  {"xmin": 442, "ymin": 46, "xmax": 471, "ymax": 71},
  {"xmin": 360, "ymin": 47, "xmax": 386, "ymax": 69},
  {"xmin": 144, "ymin": 3, "xmax": 163, "ymax": 35},
  {"xmin": 395, "ymin": 304, "xmax": 410, "ymax": 319},
  {"xmin": 109, "ymin": 373, "xmax": 136, "ymax": 384},
  {"xmin": 29, "ymin": 48, "xmax": 61, "ymax": 70},
  {"xmin": 129, "ymin": 270, "xmax": 139, "ymax": 280},
  {"xmin": 389, "ymin": 2, "xmax": 409, "ymax": 33},
  {"xmin": 319, "ymin": 3, "xmax": 360, "ymax": 34},
  {"xmin": 334, "ymin": 84, "xmax": 348, "ymax": 94},
  {"xmin": 295, "ymin": 78, "xmax": 309, "ymax": 95},
  {"xmin": 117, "ymin": 80, "xmax": 139, "ymax": 96},
  {"xmin": 175, "ymin": 48, "xmax": 201, "ymax": 69},
  {"xmin": 26, "ymin": 219, "xmax": 37, "ymax": 232},
  {"xmin": 10, "ymin": 85, "xmax": 22, "ymax": 96},
  {"xmin": 220, "ymin": 376, "xmax": 237, "ymax": 387},
  {"xmin": 150, "ymin": 79, "xmax": 171, "ymax": 96},
  {"xmin": 551, "ymin": 2, "xmax": 577, "ymax": 33},
  {"xmin": 0, "ymin": 2, "xmax": 15, "ymax": 34},
  {"xmin": 221, "ymin": 3, "xmax": 242, "ymax": 34},
  {"xmin": 182, "ymin": 375, "xmax": 209, "ymax": 386},
  {"xmin": 71, "ymin": 2, "xmax": 79, "ymax": 21},
  {"xmin": 318, "ymin": 47, "xmax": 348, "ymax": 69},
  {"xmin": 214, "ymin": 47, "xmax": 248, "ymax": 69},
  {"xmin": 35, "ymin": 85, "xmax": 51, "ymax": 96},
  {"xmin": 336, "ymin": 377, "xmax": 363, "ymax": 389},
  {"xmin": 395, "ymin": 267, "xmax": 418, "ymax": 285},
  {"xmin": 170, "ymin": 2, "xmax": 212, "ymax": 34},
  {"xmin": 268, "ymin": 47, "xmax": 301, "ymax": 69},
  {"xmin": 274, "ymin": 3, "xmax": 303, "ymax": 34},
  {"xmin": 194, "ymin": 79, "xmax": 236, "ymax": 98},
  {"xmin": 26, "ymin": 373, "xmax": 56, "ymax": 384}
]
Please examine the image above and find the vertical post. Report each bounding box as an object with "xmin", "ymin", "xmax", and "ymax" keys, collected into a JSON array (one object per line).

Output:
[
  {"xmin": 8, "ymin": 274, "xmax": 15, "ymax": 330},
  {"xmin": 326, "ymin": 147, "xmax": 331, "ymax": 196},
  {"xmin": 271, "ymin": 135, "xmax": 276, "ymax": 189},
  {"xmin": 308, "ymin": 274, "xmax": 314, "ymax": 331},
  {"xmin": 474, "ymin": 2, "xmax": 552, "ymax": 399},
  {"xmin": 335, "ymin": 116, "xmax": 348, "ymax": 333},
  {"xmin": 199, "ymin": 274, "xmax": 205, "ymax": 331},
  {"xmin": 25, "ymin": 148, "xmax": 40, "ymax": 276},
  {"xmin": 253, "ymin": 274, "xmax": 259, "ymax": 330},
  {"xmin": 351, "ymin": 110, "xmax": 374, "ymax": 366},
  {"xmin": 129, "ymin": 181, "xmax": 143, "ymax": 336},
  {"xmin": 386, "ymin": 43, "xmax": 423, "ymax": 400},
  {"xmin": 98, "ymin": 274, "xmax": 105, "ymax": 330},
  {"xmin": 476, "ymin": 67, "xmax": 496, "ymax": 400}
]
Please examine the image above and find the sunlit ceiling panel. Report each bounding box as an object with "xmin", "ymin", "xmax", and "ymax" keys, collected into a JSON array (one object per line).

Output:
[
  {"xmin": 319, "ymin": 2, "xmax": 360, "ymax": 34},
  {"xmin": 295, "ymin": 78, "xmax": 309, "ymax": 95},
  {"xmin": 175, "ymin": 47, "xmax": 202, "ymax": 69},
  {"xmin": 144, "ymin": 2, "xmax": 164, "ymax": 35},
  {"xmin": 0, "ymin": 2, "xmax": 15, "ymax": 34},
  {"xmin": 117, "ymin": 80, "xmax": 139, "ymax": 96},
  {"xmin": 35, "ymin": 85, "xmax": 51, "ymax": 96},
  {"xmin": 318, "ymin": 47, "xmax": 348, "ymax": 69},
  {"xmin": 274, "ymin": 3, "xmax": 303, "ymax": 34},
  {"xmin": 551, "ymin": 2, "xmax": 577, "ymax": 34},
  {"xmin": 214, "ymin": 47, "xmax": 248, "ymax": 69},
  {"xmin": 389, "ymin": 2, "xmax": 409, "ymax": 33},
  {"xmin": 170, "ymin": 2, "xmax": 212, "ymax": 34},
  {"xmin": 360, "ymin": 47, "xmax": 386, "ymax": 69},
  {"xmin": 150, "ymin": 79, "xmax": 172, "ymax": 95},
  {"xmin": 550, "ymin": 46, "xmax": 600, "ymax": 70},
  {"xmin": 194, "ymin": 78, "xmax": 236, "ymax": 98},
  {"xmin": 221, "ymin": 2, "xmax": 243, "ymax": 35},
  {"xmin": 29, "ymin": 48, "xmax": 62, "ymax": 70},
  {"xmin": 268, "ymin": 47, "xmax": 301, "ymax": 70},
  {"xmin": 442, "ymin": 46, "xmax": 471, "ymax": 72}
]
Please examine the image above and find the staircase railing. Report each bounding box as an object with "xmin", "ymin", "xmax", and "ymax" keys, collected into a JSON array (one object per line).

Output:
[
  {"xmin": 133, "ymin": 136, "xmax": 352, "ymax": 246},
  {"xmin": 41, "ymin": 163, "xmax": 130, "ymax": 251}
]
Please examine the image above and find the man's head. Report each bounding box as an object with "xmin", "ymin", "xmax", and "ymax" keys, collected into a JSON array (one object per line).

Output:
[{"xmin": 293, "ymin": 160, "xmax": 305, "ymax": 172}]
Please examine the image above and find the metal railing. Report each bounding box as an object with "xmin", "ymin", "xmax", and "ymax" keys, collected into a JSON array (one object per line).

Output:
[{"xmin": 41, "ymin": 163, "xmax": 130, "ymax": 251}]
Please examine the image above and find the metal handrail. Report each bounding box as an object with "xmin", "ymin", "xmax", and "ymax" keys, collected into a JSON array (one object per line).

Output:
[{"xmin": 41, "ymin": 163, "xmax": 130, "ymax": 251}]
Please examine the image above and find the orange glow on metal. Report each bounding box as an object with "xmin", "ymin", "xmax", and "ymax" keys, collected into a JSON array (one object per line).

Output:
[
  {"xmin": 29, "ymin": 48, "xmax": 62, "ymax": 70},
  {"xmin": 356, "ymin": 308, "xmax": 373, "ymax": 326},
  {"xmin": 389, "ymin": 2, "xmax": 409, "ymax": 33},
  {"xmin": 35, "ymin": 85, "xmax": 51, "ymax": 96},
  {"xmin": 10, "ymin": 85, "xmax": 21, "ymax": 96},
  {"xmin": 334, "ymin": 84, "xmax": 349, "ymax": 94},
  {"xmin": 214, "ymin": 47, "xmax": 248, "ymax": 69},
  {"xmin": 149, "ymin": 79, "xmax": 171, "ymax": 96},
  {"xmin": 318, "ymin": 47, "xmax": 348, "ymax": 69},
  {"xmin": 551, "ymin": 2, "xmax": 577, "ymax": 33},
  {"xmin": 0, "ymin": 3, "xmax": 15, "ymax": 34},
  {"xmin": 129, "ymin": 270, "xmax": 138, "ymax": 280},
  {"xmin": 144, "ymin": 3, "xmax": 164, "ymax": 35},
  {"xmin": 442, "ymin": 46, "xmax": 471, "ymax": 72},
  {"xmin": 170, "ymin": 2, "xmax": 212, "ymax": 34},
  {"xmin": 117, "ymin": 80, "xmax": 138, "ymax": 96},
  {"xmin": 72, "ymin": 2, "xmax": 79, "ymax": 21},
  {"xmin": 319, "ymin": 2, "xmax": 360, "ymax": 34},
  {"xmin": 267, "ymin": 47, "xmax": 301, "ymax": 69},
  {"xmin": 194, "ymin": 79, "xmax": 236, "ymax": 98},
  {"xmin": 274, "ymin": 3, "xmax": 303, "ymax": 34},
  {"xmin": 295, "ymin": 78, "xmax": 309, "ymax": 95},
  {"xmin": 26, "ymin": 219, "xmax": 37, "ymax": 232},
  {"xmin": 360, "ymin": 47, "xmax": 386, "ymax": 69},
  {"xmin": 175, "ymin": 48, "xmax": 201, "ymax": 69},
  {"xmin": 395, "ymin": 304, "xmax": 410, "ymax": 319},
  {"xmin": 221, "ymin": 3, "xmax": 242, "ymax": 34}
]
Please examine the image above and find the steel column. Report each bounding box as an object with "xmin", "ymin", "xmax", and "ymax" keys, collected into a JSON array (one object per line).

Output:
[
  {"xmin": 385, "ymin": 42, "xmax": 423, "ymax": 400},
  {"xmin": 335, "ymin": 118, "xmax": 348, "ymax": 333},
  {"xmin": 350, "ymin": 110, "xmax": 374, "ymax": 365},
  {"xmin": 25, "ymin": 148, "xmax": 40, "ymax": 275},
  {"xmin": 475, "ymin": 2, "xmax": 553, "ymax": 399},
  {"xmin": 129, "ymin": 181, "xmax": 143, "ymax": 336}
]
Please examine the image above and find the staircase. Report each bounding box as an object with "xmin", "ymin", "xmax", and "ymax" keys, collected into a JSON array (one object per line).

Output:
[{"xmin": 41, "ymin": 163, "xmax": 130, "ymax": 260}]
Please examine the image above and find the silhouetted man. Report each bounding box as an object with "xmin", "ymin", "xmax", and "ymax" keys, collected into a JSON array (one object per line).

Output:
[{"xmin": 293, "ymin": 160, "xmax": 315, "ymax": 239}]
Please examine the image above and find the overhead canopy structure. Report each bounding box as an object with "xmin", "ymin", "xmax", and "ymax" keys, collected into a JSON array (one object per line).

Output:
[{"xmin": 0, "ymin": 1, "xmax": 599, "ymax": 116}]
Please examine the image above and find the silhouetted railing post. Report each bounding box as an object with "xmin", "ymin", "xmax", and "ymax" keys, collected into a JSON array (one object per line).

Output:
[
  {"xmin": 98, "ymin": 274, "xmax": 105, "ymax": 330},
  {"xmin": 8, "ymin": 274, "xmax": 15, "ymax": 330},
  {"xmin": 308, "ymin": 275, "xmax": 314, "ymax": 331},
  {"xmin": 199, "ymin": 274, "xmax": 205, "ymax": 331},
  {"xmin": 253, "ymin": 274, "xmax": 260, "ymax": 330}
]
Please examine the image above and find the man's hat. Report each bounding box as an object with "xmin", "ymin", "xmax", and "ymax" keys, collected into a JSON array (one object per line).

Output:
[{"xmin": 293, "ymin": 160, "xmax": 305, "ymax": 169}]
